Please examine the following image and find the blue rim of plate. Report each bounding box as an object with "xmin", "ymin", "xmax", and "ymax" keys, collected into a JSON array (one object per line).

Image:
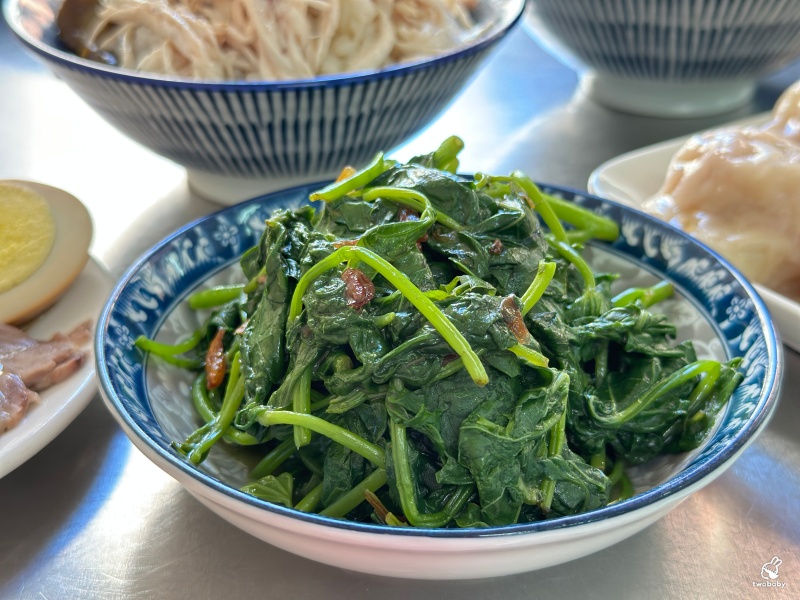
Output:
[
  {"xmin": 3, "ymin": 0, "xmax": 525, "ymax": 90},
  {"xmin": 95, "ymin": 182, "xmax": 783, "ymax": 538}
]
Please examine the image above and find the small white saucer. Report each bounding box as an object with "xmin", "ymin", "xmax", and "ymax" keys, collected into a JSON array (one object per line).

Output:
[
  {"xmin": 0, "ymin": 257, "xmax": 114, "ymax": 478},
  {"xmin": 581, "ymin": 73, "xmax": 756, "ymax": 119}
]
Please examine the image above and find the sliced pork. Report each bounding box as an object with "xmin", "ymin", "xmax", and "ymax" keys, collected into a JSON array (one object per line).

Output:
[
  {"xmin": 0, "ymin": 372, "xmax": 41, "ymax": 434},
  {"xmin": 0, "ymin": 320, "xmax": 91, "ymax": 434}
]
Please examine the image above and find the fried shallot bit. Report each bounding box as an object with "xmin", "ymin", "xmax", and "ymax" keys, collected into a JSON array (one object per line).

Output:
[
  {"xmin": 364, "ymin": 489, "xmax": 407, "ymax": 526},
  {"xmin": 333, "ymin": 238, "xmax": 359, "ymax": 249},
  {"xmin": 205, "ymin": 328, "xmax": 227, "ymax": 390},
  {"xmin": 336, "ymin": 165, "xmax": 357, "ymax": 182},
  {"xmin": 341, "ymin": 267, "xmax": 375, "ymax": 311},
  {"xmin": 519, "ymin": 193, "xmax": 535, "ymax": 210},
  {"xmin": 500, "ymin": 295, "xmax": 531, "ymax": 344},
  {"xmin": 488, "ymin": 238, "xmax": 504, "ymax": 255},
  {"xmin": 441, "ymin": 353, "xmax": 459, "ymax": 365}
]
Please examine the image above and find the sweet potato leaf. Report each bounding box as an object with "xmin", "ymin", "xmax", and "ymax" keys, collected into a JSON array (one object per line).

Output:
[{"xmin": 150, "ymin": 137, "xmax": 743, "ymax": 529}]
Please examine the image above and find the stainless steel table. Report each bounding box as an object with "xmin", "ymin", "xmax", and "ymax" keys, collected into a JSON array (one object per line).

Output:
[{"xmin": 1, "ymin": 19, "xmax": 798, "ymax": 600}]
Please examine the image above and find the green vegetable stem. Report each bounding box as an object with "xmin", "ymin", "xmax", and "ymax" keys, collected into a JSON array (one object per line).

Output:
[
  {"xmin": 291, "ymin": 366, "xmax": 313, "ymax": 448},
  {"xmin": 134, "ymin": 330, "xmax": 205, "ymax": 369},
  {"xmin": 309, "ymin": 152, "xmax": 394, "ymax": 202},
  {"xmin": 540, "ymin": 410, "xmax": 568, "ymax": 513},
  {"xmin": 175, "ymin": 352, "xmax": 245, "ymax": 464},
  {"xmin": 191, "ymin": 374, "xmax": 259, "ymax": 446},
  {"xmin": 188, "ymin": 285, "xmax": 245, "ymax": 309},
  {"xmin": 361, "ymin": 186, "xmax": 461, "ymax": 231},
  {"xmin": 510, "ymin": 172, "xmax": 569, "ymax": 243},
  {"xmin": 249, "ymin": 438, "xmax": 296, "ymax": 480},
  {"xmin": 390, "ymin": 421, "xmax": 473, "ymax": 527},
  {"xmin": 612, "ymin": 281, "xmax": 674, "ymax": 308},
  {"xmin": 255, "ymin": 409, "xmax": 385, "ymax": 468},
  {"xmin": 320, "ymin": 469, "xmax": 389, "ymax": 518},
  {"xmin": 520, "ymin": 261, "xmax": 557, "ymax": 315},
  {"xmin": 431, "ymin": 135, "xmax": 464, "ymax": 173},
  {"xmin": 544, "ymin": 194, "xmax": 619, "ymax": 242},
  {"xmin": 587, "ymin": 360, "xmax": 722, "ymax": 427}
]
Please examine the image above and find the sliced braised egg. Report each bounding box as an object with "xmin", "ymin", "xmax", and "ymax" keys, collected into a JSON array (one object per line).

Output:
[{"xmin": 0, "ymin": 180, "xmax": 93, "ymax": 325}]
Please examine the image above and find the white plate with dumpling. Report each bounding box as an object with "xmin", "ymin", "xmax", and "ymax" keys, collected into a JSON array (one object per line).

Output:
[{"xmin": 588, "ymin": 99, "xmax": 800, "ymax": 352}]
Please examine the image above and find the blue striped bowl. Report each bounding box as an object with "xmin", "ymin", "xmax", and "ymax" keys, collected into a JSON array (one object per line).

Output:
[
  {"xmin": 4, "ymin": 0, "xmax": 523, "ymax": 202},
  {"xmin": 524, "ymin": 0, "xmax": 800, "ymax": 117}
]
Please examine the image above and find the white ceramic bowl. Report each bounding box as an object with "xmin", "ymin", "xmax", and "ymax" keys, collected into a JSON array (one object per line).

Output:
[
  {"xmin": 524, "ymin": 0, "xmax": 800, "ymax": 117},
  {"xmin": 3, "ymin": 0, "xmax": 523, "ymax": 203},
  {"xmin": 95, "ymin": 182, "xmax": 782, "ymax": 579}
]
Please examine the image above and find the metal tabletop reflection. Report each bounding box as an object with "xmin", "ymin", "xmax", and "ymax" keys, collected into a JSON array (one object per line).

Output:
[{"xmin": 0, "ymin": 18, "xmax": 798, "ymax": 600}]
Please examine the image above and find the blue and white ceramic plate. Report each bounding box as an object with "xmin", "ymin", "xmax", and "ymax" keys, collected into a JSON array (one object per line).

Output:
[{"xmin": 96, "ymin": 184, "xmax": 782, "ymax": 580}]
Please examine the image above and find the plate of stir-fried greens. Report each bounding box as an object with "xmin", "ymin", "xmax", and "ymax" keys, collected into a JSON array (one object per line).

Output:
[{"xmin": 96, "ymin": 138, "xmax": 781, "ymax": 578}]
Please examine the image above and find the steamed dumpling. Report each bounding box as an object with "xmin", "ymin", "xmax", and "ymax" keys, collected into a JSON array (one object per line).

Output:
[{"xmin": 643, "ymin": 84, "xmax": 800, "ymax": 300}]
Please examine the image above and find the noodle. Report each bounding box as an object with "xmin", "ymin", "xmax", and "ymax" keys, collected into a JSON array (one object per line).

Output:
[{"xmin": 77, "ymin": 0, "xmax": 482, "ymax": 80}]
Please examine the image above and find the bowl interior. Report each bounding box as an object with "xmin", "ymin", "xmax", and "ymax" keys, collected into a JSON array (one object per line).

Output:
[{"xmin": 96, "ymin": 183, "xmax": 781, "ymax": 537}]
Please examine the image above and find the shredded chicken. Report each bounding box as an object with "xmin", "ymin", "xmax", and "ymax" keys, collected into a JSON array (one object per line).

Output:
[{"xmin": 78, "ymin": 0, "xmax": 482, "ymax": 80}]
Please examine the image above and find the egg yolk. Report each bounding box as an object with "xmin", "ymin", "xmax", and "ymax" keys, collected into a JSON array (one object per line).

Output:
[{"xmin": 0, "ymin": 183, "xmax": 57, "ymax": 294}]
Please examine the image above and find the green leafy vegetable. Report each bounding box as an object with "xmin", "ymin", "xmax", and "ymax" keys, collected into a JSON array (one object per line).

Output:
[{"xmin": 137, "ymin": 137, "xmax": 743, "ymax": 528}]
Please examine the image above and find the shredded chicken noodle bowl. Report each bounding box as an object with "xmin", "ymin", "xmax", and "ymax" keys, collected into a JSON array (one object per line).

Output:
[{"xmin": 60, "ymin": 0, "xmax": 483, "ymax": 80}]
